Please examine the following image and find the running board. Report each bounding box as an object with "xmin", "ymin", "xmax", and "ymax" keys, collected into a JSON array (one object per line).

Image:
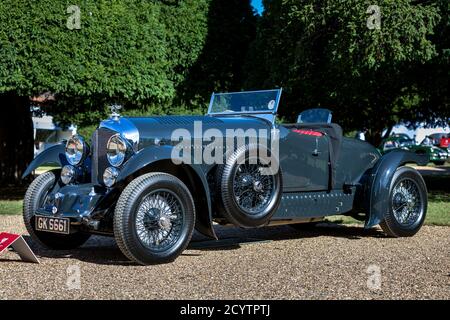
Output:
[{"xmin": 273, "ymin": 189, "xmax": 356, "ymax": 219}]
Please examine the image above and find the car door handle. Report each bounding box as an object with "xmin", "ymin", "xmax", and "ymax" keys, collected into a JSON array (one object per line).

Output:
[{"xmin": 312, "ymin": 138, "xmax": 321, "ymax": 156}]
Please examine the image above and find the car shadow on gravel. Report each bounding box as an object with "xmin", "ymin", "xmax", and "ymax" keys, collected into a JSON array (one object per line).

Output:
[
  {"xmin": 22, "ymin": 223, "xmax": 385, "ymax": 265},
  {"xmin": 189, "ymin": 223, "xmax": 385, "ymax": 251},
  {"xmin": 23, "ymin": 235, "xmax": 136, "ymax": 266}
]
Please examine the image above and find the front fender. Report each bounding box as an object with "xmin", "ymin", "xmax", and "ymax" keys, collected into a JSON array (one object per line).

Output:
[
  {"xmin": 22, "ymin": 144, "xmax": 67, "ymax": 179},
  {"xmin": 117, "ymin": 146, "xmax": 217, "ymax": 239},
  {"xmin": 365, "ymin": 150, "xmax": 428, "ymax": 228},
  {"xmin": 117, "ymin": 146, "xmax": 175, "ymax": 183}
]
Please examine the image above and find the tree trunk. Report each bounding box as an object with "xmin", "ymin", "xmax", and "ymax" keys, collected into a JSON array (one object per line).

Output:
[
  {"xmin": 0, "ymin": 92, "xmax": 34, "ymax": 186},
  {"xmin": 366, "ymin": 128, "xmax": 384, "ymax": 147},
  {"xmin": 383, "ymin": 125, "xmax": 394, "ymax": 140}
]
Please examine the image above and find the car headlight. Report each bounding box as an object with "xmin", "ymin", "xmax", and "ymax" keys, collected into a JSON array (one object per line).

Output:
[
  {"xmin": 61, "ymin": 165, "xmax": 76, "ymax": 185},
  {"xmin": 65, "ymin": 135, "xmax": 87, "ymax": 166},
  {"xmin": 106, "ymin": 134, "xmax": 127, "ymax": 167},
  {"xmin": 103, "ymin": 167, "xmax": 120, "ymax": 187}
]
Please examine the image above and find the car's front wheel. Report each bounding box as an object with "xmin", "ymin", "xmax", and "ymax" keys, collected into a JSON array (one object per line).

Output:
[
  {"xmin": 23, "ymin": 171, "xmax": 91, "ymax": 250},
  {"xmin": 380, "ymin": 167, "xmax": 427, "ymax": 237},
  {"xmin": 114, "ymin": 173, "xmax": 195, "ymax": 265}
]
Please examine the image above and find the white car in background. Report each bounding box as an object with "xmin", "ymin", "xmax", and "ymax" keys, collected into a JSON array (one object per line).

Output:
[
  {"xmin": 33, "ymin": 115, "xmax": 76, "ymax": 157},
  {"xmin": 389, "ymin": 123, "xmax": 450, "ymax": 145}
]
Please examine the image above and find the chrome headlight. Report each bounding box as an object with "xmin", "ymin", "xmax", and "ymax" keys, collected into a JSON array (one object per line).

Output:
[
  {"xmin": 106, "ymin": 134, "xmax": 127, "ymax": 167},
  {"xmin": 103, "ymin": 167, "xmax": 120, "ymax": 187},
  {"xmin": 65, "ymin": 135, "xmax": 87, "ymax": 166},
  {"xmin": 61, "ymin": 165, "xmax": 76, "ymax": 185}
]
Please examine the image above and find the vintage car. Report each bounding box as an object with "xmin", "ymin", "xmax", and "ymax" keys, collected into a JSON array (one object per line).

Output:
[
  {"xmin": 379, "ymin": 134, "xmax": 449, "ymax": 165},
  {"xmin": 22, "ymin": 89, "xmax": 429, "ymax": 265}
]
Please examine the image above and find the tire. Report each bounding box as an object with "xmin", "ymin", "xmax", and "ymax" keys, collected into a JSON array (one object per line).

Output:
[
  {"xmin": 380, "ymin": 167, "xmax": 428, "ymax": 237},
  {"xmin": 433, "ymin": 161, "xmax": 445, "ymax": 166},
  {"xmin": 216, "ymin": 144, "xmax": 282, "ymax": 228},
  {"xmin": 114, "ymin": 173, "xmax": 195, "ymax": 265},
  {"xmin": 23, "ymin": 171, "xmax": 91, "ymax": 250}
]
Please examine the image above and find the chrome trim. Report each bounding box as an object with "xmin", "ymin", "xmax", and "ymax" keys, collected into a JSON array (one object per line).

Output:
[
  {"xmin": 109, "ymin": 104, "xmax": 123, "ymax": 121},
  {"xmin": 65, "ymin": 134, "xmax": 88, "ymax": 166},
  {"xmin": 135, "ymin": 189, "xmax": 184, "ymax": 251},
  {"xmin": 61, "ymin": 165, "xmax": 76, "ymax": 185},
  {"xmin": 103, "ymin": 166, "xmax": 120, "ymax": 188},
  {"xmin": 106, "ymin": 134, "xmax": 128, "ymax": 167},
  {"xmin": 99, "ymin": 117, "xmax": 140, "ymax": 152},
  {"xmin": 391, "ymin": 177, "xmax": 424, "ymax": 227}
]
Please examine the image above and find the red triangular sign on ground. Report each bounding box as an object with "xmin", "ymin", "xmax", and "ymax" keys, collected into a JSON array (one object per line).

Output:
[{"xmin": 0, "ymin": 232, "xmax": 40, "ymax": 263}]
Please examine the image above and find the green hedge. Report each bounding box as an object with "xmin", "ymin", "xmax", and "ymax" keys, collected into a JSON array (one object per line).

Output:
[{"xmin": 0, "ymin": 0, "xmax": 210, "ymax": 125}]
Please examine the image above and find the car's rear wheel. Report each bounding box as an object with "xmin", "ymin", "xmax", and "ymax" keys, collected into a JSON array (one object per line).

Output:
[
  {"xmin": 114, "ymin": 173, "xmax": 195, "ymax": 265},
  {"xmin": 216, "ymin": 144, "xmax": 282, "ymax": 228},
  {"xmin": 380, "ymin": 167, "xmax": 427, "ymax": 237},
  {"xmin": 433, "ymin": 161, "xmax": 445, "ymax": 166},
  {"xmin": 23, "ymin": 171, "xmax": 91, "ymax": 250}
]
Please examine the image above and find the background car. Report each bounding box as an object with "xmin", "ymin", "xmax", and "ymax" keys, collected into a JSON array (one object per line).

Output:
[
  {"xmin": 428, "ymin": 133, "xmax": 450, "ymax": 151},
  {"xmin": 440, "ymin": 136, "xmax": 450, "ymax": 150},
  {"xmin": 32, "ymin": 109, "xmax": 77, "ymax": 157},
  {"xmin": 380, "ymin": 134, "xmax": 448, "ymax": 165}
]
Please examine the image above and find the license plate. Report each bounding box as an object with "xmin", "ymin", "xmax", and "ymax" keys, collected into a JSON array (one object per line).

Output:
[{"xmin": 35, "ymin": 216, "xmax": 70, "ymax": 235}]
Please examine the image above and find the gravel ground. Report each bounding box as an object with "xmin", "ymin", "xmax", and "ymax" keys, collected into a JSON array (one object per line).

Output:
[{"xmin": 0, "ymin": 215, "xmax": 449, "ymax": 300}]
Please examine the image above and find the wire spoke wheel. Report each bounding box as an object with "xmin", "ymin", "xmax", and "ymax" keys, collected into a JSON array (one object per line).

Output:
[
  {"xmin": 391, "ymin": 178, "xmax": 423, "ymax": 227},
  {"xmin": 135, "ymin": 189, "xmax": 184, "ymax": 252},
  {"xmin": 114, "ymin": 173, "xmax": 195, "ymax": 265},
  {"xmin": 232, "ymin": 161, "xmax": 276, "ymax": 215},
  {"xmin": 380, "ymin": 166, "xmax": 427, "ymax": 238},
  {"xmin": 217, "ymin": 144, "xmax": 282, "ymax": 228}
]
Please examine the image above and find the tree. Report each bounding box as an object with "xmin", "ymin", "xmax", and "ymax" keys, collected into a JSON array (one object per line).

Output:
[
  {"xmin": 408, "ymin": 0, "xmax": 449, "ymax": 128},
  {"xmin": 0, "ymin": 0, "xmax": 210, "ymax": 185},
  {"xmin": 177, "ymin": 0, "xmax": 257, "ymax": 105},
  {"xmin": 246, "ymin": 0, "xmax": 447, "ymax": 145},
  {"xmin": 0, "ymin": 94, "xmax": 34, "ymax": 184}
]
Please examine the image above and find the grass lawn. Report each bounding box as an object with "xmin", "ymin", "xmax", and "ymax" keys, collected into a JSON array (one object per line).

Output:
[
  {"xmin": 327, "ymin": 204, "xmax": 449, "ymax": 226},
  {"xmin": 0, "ymin": 200, "xmax": 22, "ymax": 216}
]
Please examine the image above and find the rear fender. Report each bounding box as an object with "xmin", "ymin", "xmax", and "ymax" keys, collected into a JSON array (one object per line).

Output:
[
  {"xmin": 22, "ymin": 144, "xmax": 67, "ymax": 179},
  {"xmin": 365, "ymin": 150, "xmax": 428, "ymax": 228}
]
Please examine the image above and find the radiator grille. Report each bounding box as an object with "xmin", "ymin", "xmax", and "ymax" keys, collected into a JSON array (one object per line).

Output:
[{"xmin": 91, "ymin": 128, "xmax": 116, "ymax": 184}]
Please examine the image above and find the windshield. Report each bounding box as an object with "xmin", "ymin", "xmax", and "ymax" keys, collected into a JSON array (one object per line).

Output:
[
  {"xmin": 398, "ymin": 139, "xmax": 414, "ymax": 147},
  {"xmin": 208, "ymin": 89, "xmax": 282, "ymax": 115},
  {"xmin": 383, "ymin": 140, "xmax": 399, "ymax": 151}
]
